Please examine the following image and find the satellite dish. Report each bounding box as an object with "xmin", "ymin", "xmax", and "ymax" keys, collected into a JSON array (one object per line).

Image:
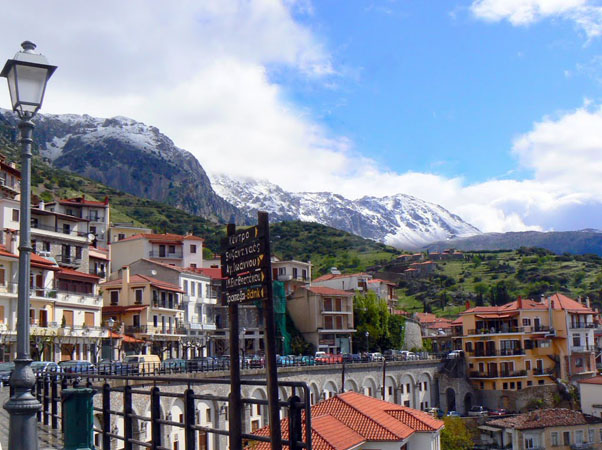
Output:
[
  {"xmin": 151, "ymin": 269, "xmax": 157, "ymax": 276},
  {"xmin": 88, "ymin": 233, "xmax": 95, "ymax": 241}
]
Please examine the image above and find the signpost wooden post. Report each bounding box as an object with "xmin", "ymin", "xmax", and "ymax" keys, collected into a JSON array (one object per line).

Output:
[{"xmin": 221, "ymin": 211, "xmax": 282, "ymax": 450}]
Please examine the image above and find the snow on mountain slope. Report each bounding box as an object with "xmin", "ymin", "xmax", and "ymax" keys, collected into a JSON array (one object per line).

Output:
[{"xmin": 211, "ymin": 174, "xmax": 480, "ymax": 249}]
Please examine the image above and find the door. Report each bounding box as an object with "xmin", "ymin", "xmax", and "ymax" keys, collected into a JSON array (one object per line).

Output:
[
  {"xmin": 36, "ymin": 274, "xmax": 43, "ymax": 296},
  {"xmin": 39, "ymin": 310, "xmax": 48, "ymax": 327},
  {"xmin": 159, "ymin": 245, "xmax": 166, "ymax": 257}
]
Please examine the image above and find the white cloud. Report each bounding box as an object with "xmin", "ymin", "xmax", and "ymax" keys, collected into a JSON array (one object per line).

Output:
[
  {"xmin": 0, "ymin": 1, "xmax": 600, "ymax": 235},
  {"xmin": 470, "ymin": 0, "xmax": 602, "ymax": 38}
]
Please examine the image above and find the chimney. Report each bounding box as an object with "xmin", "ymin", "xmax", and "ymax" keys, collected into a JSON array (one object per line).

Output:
[
  {"xmin": 517, "ymin": 296, "xmax": 523, "ymax": 309},
  {"xmin": 465, "ymin": 300, "xmax": 471, "ymax": 311},
  {"xmin": 122, "ymin": 266, "xmax": 130, "ymax": 301},
  {"xmin": 104, "ymin": 195, "xmax": 109, "ymax": 205},
  {"xmin": 578, "ymin": 296, "xmax": 582, "ymax": 305},
  {"xmin": 586, "ymin": 297, "xmax": 591, "ymax": 309},
  {"xmin": 38, "ymin": 200, "xmax": 44, "ymax": 210}
]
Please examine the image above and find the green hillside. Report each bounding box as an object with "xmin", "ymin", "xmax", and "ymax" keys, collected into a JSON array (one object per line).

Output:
[{"xmin": 395, "ymin": 248, "xmax": 602, "ymax": 318}]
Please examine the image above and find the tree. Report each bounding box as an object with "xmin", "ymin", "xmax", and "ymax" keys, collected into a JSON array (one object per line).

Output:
[
  {"xmin": 440, "ymin": 416, "xmax": 473, "ymax": 450},
  {"xmin": 353, "ymin": 291, "xmax": 389, "ymax": 351},
  {"xmin": 474, "ymin": 282, "xmax": 487, "ymax": 307}
]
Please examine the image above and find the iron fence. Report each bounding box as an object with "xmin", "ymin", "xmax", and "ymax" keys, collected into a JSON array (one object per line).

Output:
[{"xmin": 33, "ymin": 372, "xmax": 311, "ymax": 450}]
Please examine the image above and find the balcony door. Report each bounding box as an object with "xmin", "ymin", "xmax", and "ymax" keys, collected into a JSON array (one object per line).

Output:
[{"xmin": 39, "ymin": 310, "xmax": 48, "ymax": 327}]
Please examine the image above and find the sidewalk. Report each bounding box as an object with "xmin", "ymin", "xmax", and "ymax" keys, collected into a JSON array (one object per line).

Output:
[{"xmin": 0, "ymin": 386, "xmax": 63, "ymax": 450}]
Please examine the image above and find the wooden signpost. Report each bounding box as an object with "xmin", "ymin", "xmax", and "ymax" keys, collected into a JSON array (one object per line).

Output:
[{"xmin": 221, "ymin": 211, "xmax": 281, "ymax": 450}]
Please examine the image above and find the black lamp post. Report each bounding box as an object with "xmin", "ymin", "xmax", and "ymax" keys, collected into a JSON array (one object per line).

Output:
[{"xmin": 1, "ymin": 41, "xmax": 56, "ymax": 450}]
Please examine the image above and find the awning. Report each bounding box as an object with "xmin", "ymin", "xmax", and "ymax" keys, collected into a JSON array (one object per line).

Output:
[
  {"xmin": 107, "ymin": 331, "xmax": 144, "ymax": 343},
  {"xmin": 476, "ymin": 313, "xmax": 517, "ymax": 319},
  {"xmin": 103, "ymin": 305, "xmax": 148, "ymax": 314}
]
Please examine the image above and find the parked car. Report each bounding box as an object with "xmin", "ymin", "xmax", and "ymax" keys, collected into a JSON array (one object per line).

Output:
[
  {"xmin": 468, "ymin": 405, "xmax": 489, "ymax": 417},
  {"xmin": 188, "ymin": 356, "xmax": 217, "ymax": 371},
  {"xmin": 276, "ymin": 355, "xmax": 295, "ymax": 367},
  {"xmin": 249, "ymin": 355, "xmax": 265, "ymax": 369},
  {"xmin": 30, "ymin": 361, "xmax": 59, "ymax": 375},
  {"xmin": 384, "ymin": 349, "xmax": 403, "ymax": 361},
  {"xmin": 447, "ymin": 350, "xmax": 464, "ymax": 359},
  {"xmin": 160, "ymin": 358, "xmax": 187, "ymax": 373},
  {"xmin": 0, "ymin": 362, "xmax": 14, "ymax": 385},
  {"xmin": 369, "ymin": 352, "xmax": 384, "ymax": 362},
  {"xmin": 446, "ymin": 410, "xmax": 461, "ymax": 417},
  {"xmin": 96, "ymin": 359, "xmax": 127, "ymax": 375},
  {"xmin": 299, "ymin": 355, "xmax": 315, "ymax": 366},
  {"xmin": 123, "ymin": 354, "xmax": 160, "ymax": 374},
  {"xmin": 315, "ymin": 353, "xmax": 343, "ymax": 364},
  {"xmin": 427, "ymin": 407, "xmax": 445, "ymax": 419},
  {"xmin": 400, "ymin": 351, "xmax": 418, "ymax": 360},
  {"xmin": 488, "ymin": 408, "xmax": 509, "ymax": 417},
  {"xmin": 58, "ymin": 360, "xmax": 95, "ymax": 374}
]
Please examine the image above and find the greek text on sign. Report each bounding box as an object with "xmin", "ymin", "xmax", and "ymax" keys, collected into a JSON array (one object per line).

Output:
[
  {"xmin": 226, "ymin": 226, "xmax": 260, "ymax": 247},
  {"xmin": 224, "ymin": 254, "xmax": 265, "ymax": 276},
  {"xmin": 225, "ymin": 269, "xmax": 266, "ymax": 290},
  {"xmin": 224, "ymin": 241, "xmax": 263, "ymax": 262},
  {"xmin": 226, "ymin": 286, "xmax": 266, "ymax": 304}
]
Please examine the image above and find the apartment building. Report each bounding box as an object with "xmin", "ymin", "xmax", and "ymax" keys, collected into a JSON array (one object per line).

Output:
[
  {"xmin": 312, "ymin": 270, "xmax": 372, "ymax": 291},
  {"xmin": 367, "ymin": 278, "xmax": 398, "ymax": 312},
  {"xmin": 455, "ymin": 293, "xmax": 598, "ymax": 410},
  {"xmin": 288, "ymin": 286, "xmax": 355, "ymax": 354},
  {"xmin": 271, "ymin": 257, "xmax": 311, "ymax": 295},
  {"xmin": 101, "ymin": 267, "xmax": 186, "ymax": 359},
  {"xmin": 46, "ymin": 195, "xmax": 110, "ymax": 249},
  {"xmin": 128, "ymin": 259, "xmax": 217, "ymax": 358},
  {"xmin": 110, "ymin": 232, "xmax": 204, "ymax": 273},
  {"xmin": 108, "ymin": 223, "xmax": 152, "ymax": 244}
]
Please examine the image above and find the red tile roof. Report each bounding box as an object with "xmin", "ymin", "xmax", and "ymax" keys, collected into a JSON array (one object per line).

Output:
[
  {"xmin": 57, "ymin": 267, "xmax": 100, "ymax": 282},
  {"xmin": 108, "ymin": 330, "xmax": 145, "ymax": 343},
  {"xmin": 251, "ymin": 392, "xmax": 443, "ymax": 450},
  {"xmin": 116, "ymin": 232, "xmax": 204, "ymax": 244},
  {"xmin": 487, "ymin": 408, "xmax": 602, "ymax": 430},
  {"xmin": 188, "ymin": 267, "xmax": 225, "ymax": 280},
  {"xmin": 578, "ymin": 376, "xmax": 602, "ymax": 385},
  {"xmin": 100, "ymin": 274, "xmax": 184, "ymax": 293},
  {"xmin": 305, "ymin": 286, "xmax": 354, "ymax": 297},
  {"xmin": 462, "ymin": 293, "xmax": 598, "ymax": 316},
  {"xmin": 313, "ymin": 272, "xmax": 371, "ymax": 283},
  {"xmin": 58, "ymin": 196, "xmax": 108, "ymax": 207}
]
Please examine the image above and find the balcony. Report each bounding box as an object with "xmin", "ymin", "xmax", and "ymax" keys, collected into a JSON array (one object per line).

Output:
[
  {"xmin": 31, "ymin": 222, "xmax": 88, "ymax": 238},
  {"xmin": 87, "ymin": 215, "xmax": 105, "ymax": 222},
  {"xmin": 570, "ymin": 323, "xmax": 596, "ymax": 329},
  {"xmin": 571, "ymin": 444, "xmax": 594, "ymax": 450},
  {"xmin": 533, "ymin": 368, "xmax": 554, "ymax": 376},
  {"xmin": 572, "ymin": 345, "xmax": 594, "ymax": 352},
  {"xmin": 467, "ymin": 325, "xmax": 550, "ymax": 335},
  {"xmin": 124, "ymin": 325, "xmax": 187, "ymax": 335},
  {"xmin": 57, "ymin": 254, "xmax": 82, "ymax": 268},
  {"xmin": 152, "ymin": 299, "xmax": 184, "ymax": 310},
  {"xmin": 149, "ymin": 251, "xmax": 183, "ymax": 259},
  {"xmin": 469, "ymin": 370, "xmax": 528, "ymax": 379},
  {"xmin": 469, "ymin": 349, "xmax": 525, "ymax": 357}
]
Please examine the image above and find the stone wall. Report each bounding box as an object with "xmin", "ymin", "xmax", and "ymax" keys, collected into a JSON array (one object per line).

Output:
[{"xmin": 403, "ymin": 318, "xmax": 423, "ymax": 350}]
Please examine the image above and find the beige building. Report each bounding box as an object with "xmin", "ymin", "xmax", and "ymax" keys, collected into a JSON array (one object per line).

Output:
[
  {"xmin": 101, "ymin": 267, "xmax": 186, "ymax": 359},
  {"xmin": 288, "ymin": 286, "xmax": 355, "ymax": 354},
  {"xmin": 110, "ymin": 232, "xmax": 204, "ymax": 274},
  {"xmin": 108, "ymin": 222, "xmax": 152, "ymax": 244},
  {"xmin": 482, "ymin": 408, "xmax": 602, "ymax": 449}
]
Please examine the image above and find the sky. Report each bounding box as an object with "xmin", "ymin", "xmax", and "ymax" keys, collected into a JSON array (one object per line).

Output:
[{"xmin": 1, "ymin": 0, "xmax": 602, "ymax": 234}]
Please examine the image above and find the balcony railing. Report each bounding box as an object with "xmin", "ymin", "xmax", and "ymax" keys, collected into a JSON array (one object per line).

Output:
[
  {"xmin": 469, "ymin": 370, "xmax": 528, "ymax": 378},
  {"xmin": 469, "ymin": 349, "xmax": 525, "ymax": 357},
  {"xmin": 0, "ymin": 282, "xmax": 57, "ymax": 298},
  {"xmin": 124, "ymin": 325, "xmax": 187, "ymax": 335},
  {"xmin": 533, "ymin": 367, "xmax": 554, "ymax": 376},
  {"xmin": 56, "ymin": 254, "xmax": 82, "ymax": 267},
  {"xmin": 152, "ymin": 299, "xmax": 184, "ymax": 310},
  {"xmin": 149, "ymin": 251, "xmax": 183, "ymax": 259},
  {"xmin": 31, "ymin": 222, "xmax": 88, "ymax": 238},
  {"xmin": 572, "ymin": 345, "xmax": 594, "ymax": 352},
  {"xmin": 570, "ymin": 323, "xmax": 596, "ymax": 329},
  {"xmin": 467, "ymin": 325, "xmax": 550, "ymax": 335}
]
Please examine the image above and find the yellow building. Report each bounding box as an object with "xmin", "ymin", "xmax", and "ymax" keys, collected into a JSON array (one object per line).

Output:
[{"xmin": 455, "ymin": 293, "xmax": 597, "ymax": 410}]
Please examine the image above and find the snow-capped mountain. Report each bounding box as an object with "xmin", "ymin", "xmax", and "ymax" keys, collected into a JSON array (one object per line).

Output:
[
  {"xmin": 211, "ymin": 175, "xmax": 480, "ymax": 249},
  {"xmin": 0, "ymin": 109, "xmax": 246, "ymax": 223}
]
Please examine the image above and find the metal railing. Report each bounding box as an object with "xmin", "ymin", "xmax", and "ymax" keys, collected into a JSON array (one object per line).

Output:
[
  {"xmin": 33, "ymin": 372, "xmax": 312, "ymax": 450},
  {"xmin": 469, "ymin": 370, "xmax": 528, "ymax": 378},
  {"xmin": 569, "ymin": 323, "xmax": 596, "ymax": 329},
  {"xmin": 56, "ymin": 254, "xmax": 82, "ymax": 266},
  {"xmin": 468, "ymin": 349, "xmax": 526, "ymax": 357},
  {"xmin": 31, "ymin": 222, "xmax": 88, "ymax": 238},
  {"xmin": 124, "ymin": 325, "xmax": 187, "ymax": 335},
  {"xmin": 467, "ymin": 326, "xmax": 550, "ymax": 335},
  {"xmin": 148, "ymin": 251, "xmax": 183, "ymax": 259},
  {"xmin": 152, "ymin": 299, "xmax": 184, "ymax": 310}
]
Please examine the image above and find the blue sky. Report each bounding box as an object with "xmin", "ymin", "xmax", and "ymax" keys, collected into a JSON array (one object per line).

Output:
[{"xmin": 1, "ymin": 0, "xmax": 602, "ymax": 233}]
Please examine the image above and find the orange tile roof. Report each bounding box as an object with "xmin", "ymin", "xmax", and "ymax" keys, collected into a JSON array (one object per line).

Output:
[
  {"xmin": 250, "ymin": 392, "xmax": 443, "ymax": 450},
  {"xmin": 487, "ymin": 408, "xmax": 602, "ymax": 430},
  {"xmin": 188, "ymin": 267, "xmax": 225, "ymax": 280},
  {"xmin": 578, "ymin": 376, "xmax": 602, "ymax": 385},
  {"xmin": 462, "ymin": 293, "xmax": 597, "ymax": 316},
  {"xmin": 306, "ymin": 286, "xmax": 354, "ymax": 297},
  {"xmin": 57, "ymin": 267, "xmax": 100, "ymax": 281}
]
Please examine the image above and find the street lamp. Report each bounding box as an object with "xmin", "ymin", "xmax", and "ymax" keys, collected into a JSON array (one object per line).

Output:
[
  {"xmin": 107, "ymin": 317, "xmax": 115, "ymax": 363},
  {"xmin": 365, "ymin": 331, "xmax": 370, "ymax": 353},
  {"xmin": 1, "ymin": 41, "xmax": 56, "ymax": 450}
]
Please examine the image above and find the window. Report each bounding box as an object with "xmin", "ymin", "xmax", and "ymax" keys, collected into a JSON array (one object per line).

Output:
[
  {"xmin": 169, "ymin": 245, "xmax": 175, "ymax": 254},
  {"xmin": 523, "ymin": 318, "xmax": 531, "ymax": 326},
  {"xmin": 406, "ymin": 383, "xmax": 410, "ymax": 392},
  {"xmin": 527, "ymin": 381, "xmax": 532, "ymax": 386},
  {"xmin": 62, "ymin": 224, "xmax": 71, "ymax": 234},
  {"xmin": 12, "ymin": 209, "xmax": 18, "ymax": 222},
  {"xmin": 75, "ymin": 247, "xmax": 82, "ymax": 260},
  {"xmin": 573, "ymin": 334, "xmax": 581, "ymax": 347},
  {"xmin": 183, "ymin": 280, "xmax": 188, "ymax": 293},
  {"xmin": 190, "ymin": 264, "xmax": 197, "ymax": 268},
  {"xmin": 576, "ymin": 357, "xmax": 584, "ymax": 368},
  {"xmin": 63, "ymin": 310, "xmax": 74, "ymax": 327},
  {"xmin": 278, "ymin": 267, "xmax": 286, "ymax": 275},
  {"xmin": 525, "ymin": 360, "xmax": 531, "ymax": 371},
  {"xmin": 110, "ymin": 290, "xmax": 119, "ymax": 305},
  {"xmin": 524, "ymin": 437, "xmax": 535, "ymax": 449},
  {"xmin": 190, "ymin": 282, "xmax": 195, "ymax": 296},
  {"xmin": 118, "ymin": 233, "xmax": 125, "ymax": 240},
  {"xmin": 43, "ymin": 241, "xmax": 50, "ymax": 252},
  {"xmin": 503, "ymin": 382, "xmax": 508, "ymax": 389},
  {"xmin": 563, "ymin": 431, "xmax": 570, "ymax": 445},
  {"xmin": 198, "ymin": 283, "xmax": 203, "ymax": 297},
  {"xmin": 135, "ymin": 289, "xmax": 143, "ymax": 304},
  {"xmin": 292, "ymin": 268, "xmax": 298, "ymax": 278},
  {"xmin": 84, "ymin": 312, "xmax": 94, "ymax": 327},
  {"xmin": 517, "ymin": 382, "xmax": 522, "ymax": 390},
  {"xmin": 399, "ymin": 385, "xmax": 404, "ymax": 394},
  {"xmin": 190, "ymin": 244, "xmax": 197, "ymax": 253},
  {"xmin": 589, "ymin": 429, "xmax": 594, "ymax": 444},
  {"xmin": 551, "ymin": 432, "xmax": 558, "ymax": 446},
  {"xmin": 424, "ymin": 381, "xmax": 428, "ymax": 391},
  {"xmin": 90, "ymin": 226, "xmax": 96, "ymax": 235},
  {"xmin": 510, "ymin": 382, "xmax": 515, "ymax": 389},
  {"xmin": 576, "ymin": 430, "xmax": 584, "ymax": 444},
  {"xmin": 153, "ymin": 315, "xmax": 158, "ymax": 327}
]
